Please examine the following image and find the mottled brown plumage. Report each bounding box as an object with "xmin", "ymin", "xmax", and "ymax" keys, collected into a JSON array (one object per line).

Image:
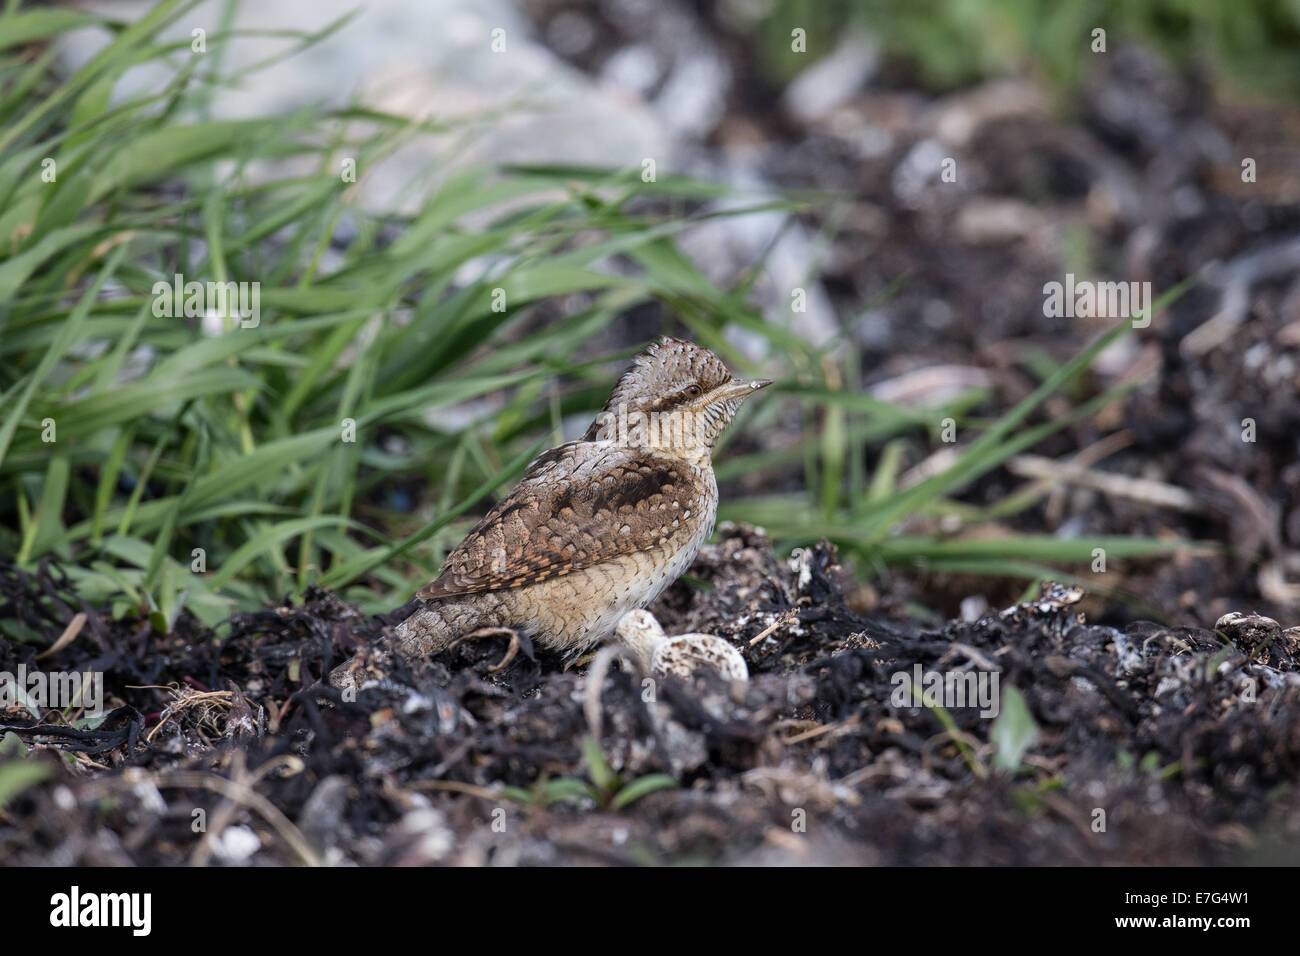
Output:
[
  {"xmin": 416, "ymin": 446, "xmax": 697, "ymax": 598},
  {"xmin": 383, "ymin": 336, "xmax": 770, "ymax": 665}
]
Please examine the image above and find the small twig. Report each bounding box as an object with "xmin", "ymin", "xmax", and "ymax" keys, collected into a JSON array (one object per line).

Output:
[
  {"xmin": 749, "ymin": 609, "xmax": 799, "ymax": 647},
  {"xmin": 781, "ymin": 716, "xmax": 857, "ymax": 745},
  {"xmin": 1008, "ymin": 453, "xmax": 1199, "ymax": 512},
  {"xmin": 189, "ymin": 750, "xmax": 248, "ymax": 868},
  {"xmin": 583, "ymin": 645, "xmax": 625, "ymax": 741},
  {"xmin": 1043, "ymin": 429, "xmax": 1135, "ymax": 523},
  {"xmin": 150, "ymin": 769, "xmax": 323, "ymax": 867},
  {"xmin": 945, "ymin": 642, "xmax": 1001, "ymax": 672},
  {"xmin": 407, "ymin": 780, "xmax": 508, "ymax": 802}
]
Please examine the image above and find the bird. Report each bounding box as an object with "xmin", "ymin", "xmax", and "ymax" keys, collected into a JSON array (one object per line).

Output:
[
  {"xmin": 383, "ymin": 336, "xmax": 770, "ymax": 672},
  {"xmin": 613, "ymin": 609, "xmax": 748, "ymax": 681}
]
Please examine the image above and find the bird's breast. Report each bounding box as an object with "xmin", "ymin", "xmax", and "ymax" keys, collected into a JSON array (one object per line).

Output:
[{"xmin": 497, "ymin": 463, "xmax": 718, "ymax": 656}]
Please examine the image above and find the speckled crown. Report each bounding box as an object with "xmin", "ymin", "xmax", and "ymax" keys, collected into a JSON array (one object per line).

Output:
[{"xmin": 605, "ymin": 336, "xmax": 732, "ymax": 411}]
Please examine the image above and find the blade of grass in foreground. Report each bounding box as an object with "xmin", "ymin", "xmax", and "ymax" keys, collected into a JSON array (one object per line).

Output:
[{"xmin": 0, "ymin": 242, "xmax": 127, "ymax": 468}]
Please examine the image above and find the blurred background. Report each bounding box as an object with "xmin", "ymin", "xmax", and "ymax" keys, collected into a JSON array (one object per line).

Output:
[{"xmin": 4, "ymin": 0, "xmax": 1300, "ymax": 637}]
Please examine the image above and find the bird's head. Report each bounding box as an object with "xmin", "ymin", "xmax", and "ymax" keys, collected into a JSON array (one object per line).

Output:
[{"xmin": 586, "ymin": 336, "xmax": 771, "ymax": 454}]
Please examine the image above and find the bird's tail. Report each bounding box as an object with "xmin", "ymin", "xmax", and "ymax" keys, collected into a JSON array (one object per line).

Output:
[
  {"xmin": 327, "ymin": 601, "xmax": 453, "ymax": 694},
  {"xmin": 389, "ymin": 602, "xmax": 456, "ymax": 658}
]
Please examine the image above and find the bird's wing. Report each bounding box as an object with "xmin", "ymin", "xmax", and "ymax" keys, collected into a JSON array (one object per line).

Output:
[{"xmin": 417, "ymin": 441, "xmax": 700, "ymax": 599}]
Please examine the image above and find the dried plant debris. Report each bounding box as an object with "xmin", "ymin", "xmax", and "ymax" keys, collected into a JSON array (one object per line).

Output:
[{"xmin": 2, "ymin": 525, "xmax": 1298, "ymax": 866}]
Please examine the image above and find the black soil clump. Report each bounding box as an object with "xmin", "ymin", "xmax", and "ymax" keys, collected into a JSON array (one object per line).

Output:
[{"xmin": 2, "ymin": 526, "xmax": 1298, "ymax": 866}]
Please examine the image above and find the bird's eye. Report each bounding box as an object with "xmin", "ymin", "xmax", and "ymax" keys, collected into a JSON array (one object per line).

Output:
[{"xmin": 687, "ymin": 385, "xmax": 701, "ymax": 397}]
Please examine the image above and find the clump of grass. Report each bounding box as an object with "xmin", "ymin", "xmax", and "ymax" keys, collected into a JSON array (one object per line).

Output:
[
  {"xmin": 723, "ymin": 292, "xmax": 1199, "ymax": 595},
  {"xmin": 0, "ymin": 0, "xmax": 1193, "ymax": 644}
]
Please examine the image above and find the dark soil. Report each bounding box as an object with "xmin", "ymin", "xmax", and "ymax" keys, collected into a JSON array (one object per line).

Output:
[
  {"xmin": 3, "ymin": 526, "xmax": 1298, "ymax": 866},
  {"xmin": 4, "ymin": 6, "xmax": 1300, "ymax": 869}
]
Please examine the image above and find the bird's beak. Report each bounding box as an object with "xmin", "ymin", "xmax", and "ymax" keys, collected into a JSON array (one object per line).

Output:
[{"xmin": 712, "ymin": 378, "xmax": 773, "ymax": 403}]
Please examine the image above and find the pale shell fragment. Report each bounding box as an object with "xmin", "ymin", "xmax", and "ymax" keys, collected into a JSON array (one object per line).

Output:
[{"xmin": 614, "ymin": 609, "xmax": 748, "ymax": 681}]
